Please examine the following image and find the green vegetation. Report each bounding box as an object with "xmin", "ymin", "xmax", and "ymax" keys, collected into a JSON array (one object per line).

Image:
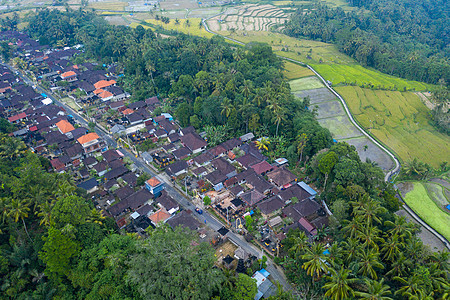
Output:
[
  {"xmin": 282, "ymin": 61, "xmax": 314, "ymax": 80},
  {"xmin": 282, "ymin": 142, "xmax": 450, "ymax": 299},
  {"xmin": 312, "ymin": 64, "xmax": 433, "ymax": 91},
  {"xmin": 336, "ymin": 86, "xmax": 450, "ymax": 167},
  {"xmin": 289, "ymin": 76, "xmax": 324, "ymax": 92},
  {"xmin": 403, "ymin": 182, "xmax": 450, "ymax": 240},
  {"xmin": 225, "ymin": 31, "xmax": 433, "ymax": 91},
  {"xmin": 285, "ymin": 0, "xmax": 449, "ymax": 85}
]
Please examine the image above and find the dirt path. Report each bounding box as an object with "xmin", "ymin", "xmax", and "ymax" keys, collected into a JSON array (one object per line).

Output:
[{"xmin": 415, "ymin": 92, "xmax": 434, "ymax": 110}]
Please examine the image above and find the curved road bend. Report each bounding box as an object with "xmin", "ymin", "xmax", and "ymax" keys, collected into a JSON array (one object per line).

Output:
[
  {"xmin": 200, "ymin": 21, "xmax": 450, "ymax": 250},
  {"xmin": 3, "ymin": 63, "xmax": 293, "ymax": 289}
]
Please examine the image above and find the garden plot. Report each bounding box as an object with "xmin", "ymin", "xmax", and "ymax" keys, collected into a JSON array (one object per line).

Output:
[
  {"xmin": 289, "ymin": 76, "xmax": 324, "ymax": 92},
  {"xmin": 294, "ymin": 87, "xmax": 336, "ymax": 104},
  {"xmin": 336, "ymin": 86, "xmax": 450, "ymax": 167},
  {"xmin": 207, "ymin": 3, "xmax": 289, "ymax": 32},
  {"xmin": 318, "ymin": 115, "xmax": 363, "ymax": 140},
  {"xmin": 342, "ymin": 136, "xmax": 395, "ymax": 171},
  {"xmin": 314, "ymin": 100, "xmax": 346, "ymax": 119}
]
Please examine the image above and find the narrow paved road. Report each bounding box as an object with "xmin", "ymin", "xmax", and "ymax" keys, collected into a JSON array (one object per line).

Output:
[{"xmin": 5, "ymin": 63, "xmax": 293, "ymax": 290}]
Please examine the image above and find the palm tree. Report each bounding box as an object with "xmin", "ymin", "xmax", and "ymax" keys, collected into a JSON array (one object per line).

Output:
[
  {"xmin": 341, "ymin": 238, "xmax": 360, "ymax": 264},
  {"xmin": 430, "ymin": 250, "xmax": 449, "ymax": 273},
  {"xmin": 384, "ymin": 215, "xmax": 415, "ymax": 242},
  {"xmin": 350, "ymin": 248, "xmax": 384, "ymax": 280},
  {"xmin": 221, "ymin": 98, "xmax": 233, "ymax": 118},
  {"xmin": 289, "ymin": 231, "xmax": 308, "ymax": 256},
  {"xmin": 357, "ymin": 225, "xmax": 383, "ymax": 250},
  {"xmin": 240, "ymin": 79, "xmax": 253, "ymax": 99},
  {"xmin": 385, "ymin": 253, "xmax": 411, "ymax": 278},
  {"xmin": 342, "ymin": 217, "xmax": 362, "ymax": 239},
  {"xmin": 272, "ymin": 107, "xmax": 286, "ymax": 137},
  {"xmin": 323, "ymin": 266, "xmax": 357, "ymax": 300},
  {"xmin": 355, "ymin": 278, "xmax": 393, "ymax": 300},
  {"xmin": 35, "ymin": 200, "xmax": 54, "ymax": 226},
  {"xmin": 87, "ymin": 208, "xmax": 106, "ymax": 225},
  {"xmin": 354, "ymin": 196, "xmax": 386, "ymax": 226},
  {"xmin": 301, "ymin": 242, "xmax": 329, "ymax": 281},
  {"xmin": 255, "ymin": 137, "xmax": 270, "ymax": 151},
  {"xmin": 296, "ymin": 133, "xmax": 308, "ymax": 162},
  {"xmin": 0, "ymin": 136, "xmax": 26, "ymax": 161},
  {"xmin": 394, "ymin": 275, "xmax": 422, "ymax": 299},
  {"xmin": 381, "ymin": 233, "xmax": 402, "ymax": 262},
  {"xmin": 6, "ymin": 198, "xmax": 33, "ymax": 242}
]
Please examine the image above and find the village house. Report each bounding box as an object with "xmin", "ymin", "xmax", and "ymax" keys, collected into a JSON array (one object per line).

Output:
[{"xmin": 77, "ymin": 132, "xmax": 106, "ymax": 155}]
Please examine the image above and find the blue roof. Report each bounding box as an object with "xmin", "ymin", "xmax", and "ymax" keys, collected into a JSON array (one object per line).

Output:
[
  {"xmin": 333, "ymin": 139, "xmax": 338, "ymax": 143},
  {"xmin": 259, "ymin": 268, "xmax": 270, "ymax": 278},
  {"xmin": 446, "ymin": 205, "xmax": 450, "ymax": 210},
  {"xmin": 323, "ymin": 249, "xmax": 330, "ymax": 255},
  {"xmin": 298, "ymin": 181, "xmax": 317, "ymax": 196},
  {"xmin": 41, "ymin": 93, "xmax": 47, "ymax": 97}
]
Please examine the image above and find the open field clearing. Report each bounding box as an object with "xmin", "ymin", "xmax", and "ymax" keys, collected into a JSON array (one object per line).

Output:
[
  {"xmin": 289, "ymin": 76, "xmax": 324, "ymax": 91},
  {"xmin": 88, "ymin": 1, "xmax": 127, "ymax": 11},
  {"xmin": 424, "ymin": 182, "xmax": 449, "ymax": 207},
  {"xmin": 207, "ymin": 4, "xmax": 289, "ymax": 32},
  {"xmin": 138, "ymin": 18, "xmax": 214, "ymax": 38},
  {"xmin": 283, "ymin": 61, "xmax": 314, "ymax": 79},
  {"xmin": 335, "ymin": 86, "xmax": 450, "ymax": 167},
  {"xmin": 402, "ymin": 182, "xmax": 450, "ymax": 241},
  {"xmin": 294, "ymin": 87, "xmax": 337, "ymax": 104},
  {"xmin": 312, "ymin": 64, "xmax": 433, "ymax": 91},
  {"xmin": 343, "ymin": 136, "xmax": 394, "ymax": 170},
  {"xmin": 318, "ymin": 115, "xmax": 363, "ymax": 139},
  {"xmin": 223, "ymin": 31, "xmax": 433, "ymax": 91},
  {"xmin": 104, "ymin": 15, "xmax": 129, "ymax": 25},
  {"xmin": 314, "ymin": 100, "xmax": 345, "ymax": 119}
]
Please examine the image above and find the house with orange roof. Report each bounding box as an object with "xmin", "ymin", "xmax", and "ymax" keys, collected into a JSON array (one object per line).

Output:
[
  {"xmin": 94, "ymin": 79, "xmax": 116, "ymax": 90},
  {"xmin": 145, "ymin": 176, "xmax": 165, "ymax": 196},
  {"xmin": 149, "ymin": 208, "xmax": 171, "ymax": 226},
  {"xmin": 121, "ymin": 108, "xmax": 134, "ymax": 115},
  {"xmin": 93, "ymin": 89, "xmax": 104, "ymax": 95},
  {"xmin": 77, "ymin": 132, "xmax": 106, "ymax": 155},
  {"xmin": 60, "ymin": 70, "xmax": 77, "ymax": 82},
  {"xmin": 99, "ymin": 90, "xmax": 113, "ymax": 101},
  {"xmin": 55, "ymin": 119, "xmax": 75, "ymax": 135}
]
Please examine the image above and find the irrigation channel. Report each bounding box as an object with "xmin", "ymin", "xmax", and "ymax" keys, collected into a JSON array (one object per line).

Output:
[{"xmin": 201, "ymin": 16, "xmax": 450, "ymax": 251}]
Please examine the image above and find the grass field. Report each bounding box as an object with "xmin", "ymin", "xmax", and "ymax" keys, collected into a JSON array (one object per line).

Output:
[
  {"xmin": 129, "ymin": 18, "xmax": 214, "ymax": 38},
  {"xmin": 311, "ymin": 64, "xmax": 432, "ymax": 91},
  {"xmin": 403, "ymin": 182, "xmax": 450, "ymax": 241},
  {"xmin": 283, "ymin": 61, "xmax": 314, "ymax": 79},
  {"xmin": 336, "ymin": 86, "xmax": 450, "ymax": 167},
  {"xmin": 88, "ymin": 1, "xmax": 127, "ymax": 11},
  {"xmin": 224, "ymin": 31, "xmax": 433, "ymax": 91},
  {"xmin": 289, "ymin": 76, "xmax": 324, "ymax": 91}
]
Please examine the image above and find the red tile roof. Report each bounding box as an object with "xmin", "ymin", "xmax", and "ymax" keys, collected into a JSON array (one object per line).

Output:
[
  {"xmin": 61, "ymin": 71, "xmax": 76, "ymax": 78},
  {"xmin": 146, "ymin": 177, "xmax": 162, "ymax": 187},
  {"xmin": 93, "ymin": 88, "xmax": 104, "ymax": 95},
  {"xmin": 251, "ymin": 161, "xmax": 273, "ymax": 175},
  {"xmin": 99, "ymin": 90, "xmax": 113, "ymax": 99},
  {"xmin": 8, "ymin": 112, "xmax": 27, "ymax": 122},
  {"xmin": 122, "ymin": 108, "xmax": 134, "ymax": 115},
  {"xmin": 149, "ymin": 208, "xmax": 171, "ymax": 224},
  {"xmin": 77, "ymin": 132, "xmax": 100, "ymax": 145},
  {"xmin": 94, "ymin": 79, "xmax": 116, "ymax": 90},
  {"xmin": 55, "ymin": 119, "xmax": 75, "ymax": 134}
]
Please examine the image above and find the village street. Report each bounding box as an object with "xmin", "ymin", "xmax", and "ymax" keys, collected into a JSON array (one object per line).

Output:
[{"xmin": 7, "ymin": 63, "xmax": 293, "ymax": 291}]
